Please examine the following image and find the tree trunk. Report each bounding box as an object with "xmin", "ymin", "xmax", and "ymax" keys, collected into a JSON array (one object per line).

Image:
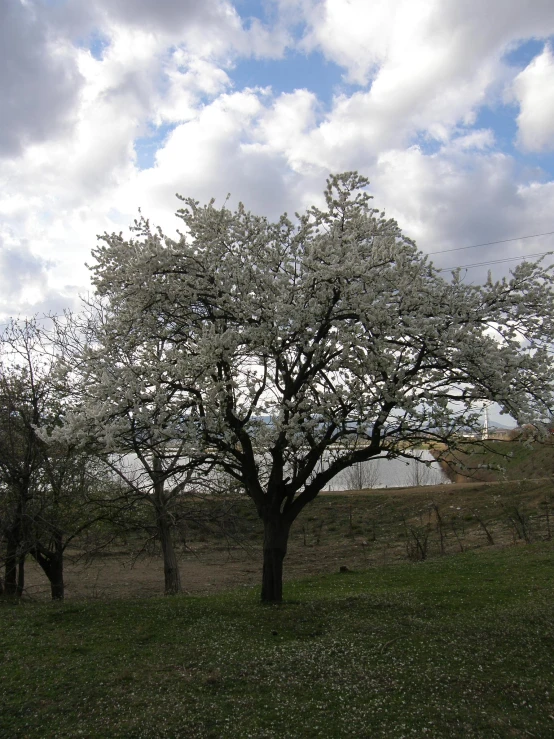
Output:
[
  {"xmin": 158, "ymin": 511, "xmax": 182, "ymax": 596},
  {"xmin": 4, "ymin": 534, "xmax": 20, "ymax": 597},
  {"xmin": 17, "ymin": 553, "xmax": 25, "ymax": 597},
  {"xmin": 49, "ymin": 557, "xmax": 64, "ymax": 600},
  {"xmin": 33, "ymin": 536, "xmax": 65, "ymax": 601},
  {"xmin": 4, "ymin": 499, "xmax": 26, "ymax": 598},
  {"xmin": 49, "ymin": 532, "xmax": 64, "ymax": 601},
  {"xmin": 261, "ymin": 515, "xmax": 291, "ymax": 603},
  {"xmin": 152, "ymin": 458, "xmax": 182, "ymax": 596}
]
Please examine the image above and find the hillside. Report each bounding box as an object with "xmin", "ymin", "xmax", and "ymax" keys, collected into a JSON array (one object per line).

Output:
[
  {"xmin": 20, "ymin": 478, "xmax": 554, "ymax": 601},
  {"xmin": 435, "ymin": 438, "xmax": 554, "ymax": 483}
]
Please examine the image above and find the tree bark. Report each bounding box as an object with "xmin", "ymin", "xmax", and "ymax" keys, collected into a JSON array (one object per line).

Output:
[
  {"xmin": 17, "ymin": 553, "xmax": 25, "ymax": 597},
  {"xmin": 158, "ymin": 510, "xmax": 182, "ymax": 596},
  {"xmin": 152, "ymin": 457, "xmax": 182, "ymax": 596},
  {"xmin": 261, "ymin": 515, "xmax": 290, "ymax": 603},
  {"xmin": 49, "ymin": 558, "xmax": 64, "ymax": 600},
  {"xmin": 32, "ymin": 534, "xmax": 65, "ymax": 600},
  {"xmin": 3, "ymin": 495, "xmax": 27, "ymax": 598},
  {"xmin": 4, "ymin": 533, "xmax": 21, "ymax": 597}
]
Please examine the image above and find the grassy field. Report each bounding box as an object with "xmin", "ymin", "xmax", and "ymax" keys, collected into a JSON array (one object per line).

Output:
[{"xmin": 2, "ymin": 542, "xmax": 554, "ymax": 738}]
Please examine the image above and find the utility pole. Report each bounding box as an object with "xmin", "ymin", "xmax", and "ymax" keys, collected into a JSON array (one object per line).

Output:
[{"xmin": 481, "ymin": 404, "xmax": 489, "ymax": 440}]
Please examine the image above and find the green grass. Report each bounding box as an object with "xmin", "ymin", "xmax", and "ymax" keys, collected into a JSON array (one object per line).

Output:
[
  {"xmin": 441, "ymin": 439, "xmax": 554, "ymax": 482},
  {"xmin": 2, "ymin": 543, "xmax": 554, "ymax": 738}
]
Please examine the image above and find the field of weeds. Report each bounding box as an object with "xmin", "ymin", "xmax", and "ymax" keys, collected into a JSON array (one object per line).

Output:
[{"xmin": 18, "ymin": 477, "xmax": 554, "ymax": 601}]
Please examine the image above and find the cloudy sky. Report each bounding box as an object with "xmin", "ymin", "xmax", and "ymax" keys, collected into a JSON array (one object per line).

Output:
[{"xmin": 1, "ymin": 0, "xmax": 554, "ymax": 321}]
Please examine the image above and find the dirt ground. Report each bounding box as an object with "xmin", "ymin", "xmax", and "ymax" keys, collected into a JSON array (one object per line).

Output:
[
  {"xmin": 21, "ymin": 479, "xmax": 552, "ymax": 601},
  {"xmin": 22, "ymin": 538, "xmax": 381, "ymax": 601}
]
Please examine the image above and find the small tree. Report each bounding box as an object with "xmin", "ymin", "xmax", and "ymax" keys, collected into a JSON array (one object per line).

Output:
[
  {"xmin": 345, "ymin": 461, "xmax": 381, "ymax": 490},
  {"xmin": 0, "ymin": 319, "xmax": 123, "ymax": 600},
  {"xmin": 24, "ymin": 443, "xmax": 126, "ymax": 600},
  {"xmin": 72, "ymin": 172, "xmax": 554, "ymax": 602},
  {"xmin": 0, "ymin": 320, "xmax": 53, "ymax": 597},
  {"xmin": 53, "ymin": 309, "xmax": 221, "ymax": 595},
  {"xmin": 409, "ymin": 451, "xmax": 433, "ymax": 487}
]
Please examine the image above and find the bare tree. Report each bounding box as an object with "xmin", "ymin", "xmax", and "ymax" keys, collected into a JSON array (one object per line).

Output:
[
  {"xmin": 409, "ymin": 451, "xmax": 433, "ymax": 487},
  {"xmin": 0, "ymin": 320, "xmax": 51, "ymax": 597},
  {"xmin": 344, "ymin": 461, "xmax": 381, "ymax": 490}
]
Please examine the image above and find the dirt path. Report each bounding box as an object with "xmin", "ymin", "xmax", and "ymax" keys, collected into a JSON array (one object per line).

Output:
[{"xmin": 23, "ymin": 538, "xmax": 377, "ymax": 601}]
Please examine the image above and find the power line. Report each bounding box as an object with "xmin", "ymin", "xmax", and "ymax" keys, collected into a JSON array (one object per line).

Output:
[
  {"xmin": 437, "ymin": 251, "xmax": 553, "ymax": 272},
  {"xmin": 427, "ymin": 230, "xmax": 554, "ymax": 256}
]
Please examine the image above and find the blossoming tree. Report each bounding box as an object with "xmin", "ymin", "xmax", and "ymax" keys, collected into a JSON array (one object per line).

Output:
[
  {"xmin": 69, "ymin": 173, "xmax": 554, "ymax": 602},
  {"xmin": 55, "ymin": 306, "xmax": 207, "ymax": 595}
]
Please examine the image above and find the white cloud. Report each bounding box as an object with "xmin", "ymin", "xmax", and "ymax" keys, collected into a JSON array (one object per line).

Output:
[
  {"xmin": 373, "ymin": 146, "xmax": 517, "ymax": 249},
  {"xmin": 299, "ymin": 0, "xmax": 554, "ymax": 85},
  {"xmin": 95, "ymin": 0, "xmax": 233, "ymax": 34},
  {"xmin": 513, "ymin": 45, "xmax": 554, "ymax": 152},
  {"xmin": 293, "ymin": 0, "xmax": 554, "ymax": 149},
  {"xmin": 54, "ymin": 0, "xmax": 242, "ymax": 57},
  {"xmin": 118, "ymin": 89, "xmax": 298, "ymax": 226},
  {"xmin": 153, "ymin": 52, "xmax": 233, "ymax": 126},
  {"xmin": 0, "ymin": 227, "xmax": 83, "ymax": 321},
  {"xmin": 253, "ymin": 90, "xmax": 319, "ymax": 167},
  {"xmin": 1, "ymin": 0, "xmax": 554, "ymax": 321},
  {"xmin": 450, "ymin": 130, "xmax": 495, "ymax": 151},
  {"xmin": 371, "ymin": 145, "xmax": 554, "ymax": 283},
  {"xmin": 0, "ymin": 13, "xmax": 269, "ymax": 317},
  {"xmin": 0, "ymin": 235, "xmax": 50, "ymax": 302},
  {"xmin": 80, "ymin": 0, "xmax": 290, "ymax": 60},
  {"xmin": 301, "ymin": 0, "xmax": 404, "ymax": 85}
]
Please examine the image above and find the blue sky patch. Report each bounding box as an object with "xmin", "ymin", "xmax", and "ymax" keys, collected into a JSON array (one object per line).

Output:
[
  {"xmin": 504, "ymin": 38, "xmax": 549, "ymax": 69},
  {"xmin": 235, "ymin": 0, "xmax": 276, "ymax": 25},
  {"xmin": 474, "ymin": 103, "xmax": 518, "ymax": 152},
  {"xmin": 134, "ymin": 123, "xmax": 177, "ymax": 170},
  {"xmin": 76, "ymin": 30, "xmax": 110, "ymax": 61},
  {"xmin": 475, "ymin": 104, "xmax": 554, "ymax": 181},
  {"xmin": 231, "ymin": 51, "xmax": 360, "ymax": 109},
  {"xmin": 515, "ymin": 150, "xmax": 554, "ymax": 183},
  {"xmin": 409, "ymin": 133, "xmax": 443, "ymax": 157}
]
